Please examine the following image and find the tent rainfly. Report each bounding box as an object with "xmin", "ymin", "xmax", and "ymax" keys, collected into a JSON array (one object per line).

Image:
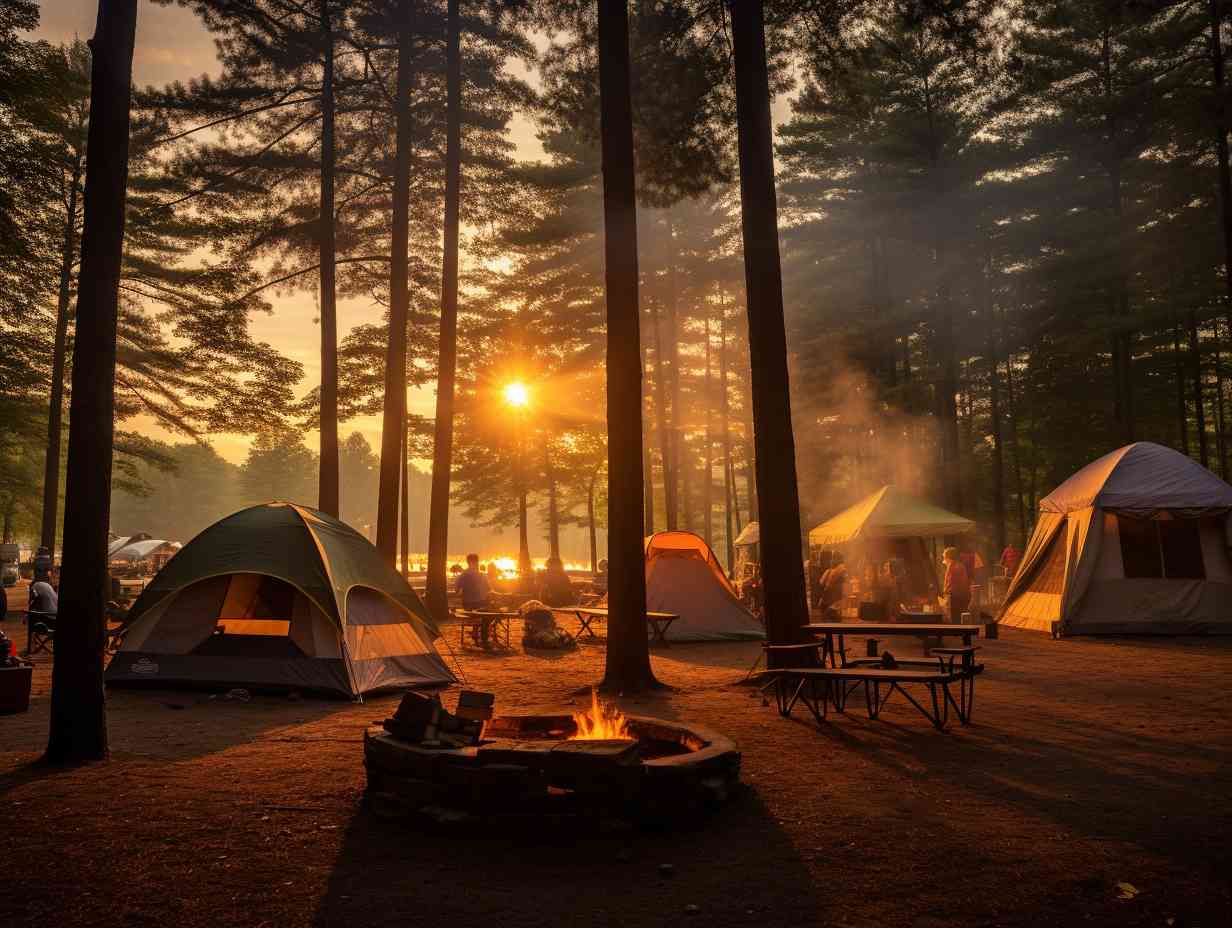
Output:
[
  {"xmin": 808, "ymin": 485, "xmax": 975, "ymax": 547},
  {"xmin": 110, "ymin": 539, "xmax": 181, "ymax": 562},
  {"xmin": 106, "ymin": 502, "xmax": 456, "ymax": 697},
  {"xmin": 643, "ymin": 531, "xmax": 764, "ymax": 641},
  {"xmin": 999, "ymin": 443, "xmax": 1232, "ymax": 636}
]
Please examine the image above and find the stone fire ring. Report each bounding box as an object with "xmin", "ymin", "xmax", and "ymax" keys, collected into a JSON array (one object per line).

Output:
[{"xmin": 364, "ymin": 712, "xmax": 742, "ymax": 827}]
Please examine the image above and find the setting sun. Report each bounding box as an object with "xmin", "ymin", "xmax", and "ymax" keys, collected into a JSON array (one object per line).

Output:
[{"xmin": 503, "ymin": 381, "xmax": 530, "ymax": 407}]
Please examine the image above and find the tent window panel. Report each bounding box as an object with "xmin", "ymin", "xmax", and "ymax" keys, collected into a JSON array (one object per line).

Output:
[
  {"xmin": 1159, "ymin": 519, "xmax": 1205, "ymax": 580},
  {"xmin": 1118, "ymin": 516, "xmax": 1163, "ymax": 579}
]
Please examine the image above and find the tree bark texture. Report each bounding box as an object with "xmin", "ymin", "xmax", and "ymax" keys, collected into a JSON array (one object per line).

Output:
[
  {"xmin": 317, "ymin": 0, "xmax": 340, "ymax": 517},
  {"xmin": 730, "ymin": 0, "xmax": 809, "ymax": 660},
  {"xmin": 46, "ymin": 0, "xmax": 139, "ymax": 764},
  {"xmin": 597, "ymin": 0, "xmax": 657, "ymax": 692}
]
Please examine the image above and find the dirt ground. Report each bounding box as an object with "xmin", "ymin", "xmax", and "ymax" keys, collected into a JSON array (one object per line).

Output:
[{"xmin": 1, "ymin": 615, "xmax": 1230, "ymax": 928}]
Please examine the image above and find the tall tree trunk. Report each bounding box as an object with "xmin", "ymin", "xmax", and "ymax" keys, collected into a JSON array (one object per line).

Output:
[
  {"xmin": 41, "ymin": 161, "xmax": 82, "ymax": 558},
  {"xmin": 317, "ymin": 0, "xmax": 340, "ymax": 517},
  {"xmin": 667, "ymin": 212, "xmax": 685, "ymax": 530},
  {"xmin": 1189, "ymin": 310, "xmax": 1210, "ymax": 467},
  {"xmin": 720, "ymin": 304, "xmax": 735, "ymax": 570},
  {"xmin": 426, "ymin": 0, "xmax": 461, "ymax": 619},
  {"xmin": 1208, "ymin": 0, "xmax": 1232, "ymax": 343},
  {"xmin": 400, "ymin": 408, "xmax": 410, "ymax": 577},
  {"xmin": 376, "ymin": 0, "xmax": 414, "ymax": 560},
  {"xmin": 516, "ymin": 420, "xmax": 531, "ymax": 575},
  {"xmin": 984, "ymin": 245, "xmax": 1006, "ymax": 553},
  {"xmin": 1175, "ymin": 318, "xmax": 1190, "ymax": 456},
  {"xmin": 730, "ymin": 0, "xmax": 809, "ymax": 659},
  {"xmin": 46, "ymin": 0, "xmax": 139, "ymax": 764},
  {"xmin": 587, "ymin": 473, "xmax": 598, "ymax": 574},
  {"xmin": 597, "ymin": 0, "xmax": 657, "ymax": 692},
  {"xmin": 642, "ymin": 417, "xmax": 654, "ymax": 532},
  {"xmin": 703, "ymin": 306, "xmax": 714, "ymax": 548},
  {"xmin": 649, "ymin": 296, "xmax": 675, "ymax": 529},
  {"xmin": 546, "ymin": 443, "xmax": 560, "ymax": 560},
  {"xmin": 1216, "ymin": 325, "xmax": 1230, "ymax": 477}
]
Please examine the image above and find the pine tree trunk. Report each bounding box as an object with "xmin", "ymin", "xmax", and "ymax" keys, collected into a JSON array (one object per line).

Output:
[
  {"xmin": 1208, "ymin": 0, "xmax": 1232, "ymax": 342},
  {"xmin": 426, "ymin": 0, "xmax": 461, "ymax": 619},
  {"xmin": 400, "ymin": 408, "xmax": 410, "ymax": 577},
  {"xmin": 1175, "ymin": 319, "xmax": 1190, "ymax": 456},
  {"xmin": 517, "ymin": 488, "xmax": 531, "ymax": 575},
  {"xmin": 376, "ymin": 0, "xmax": 414, "ymax": 560},
  {"xmin": 642, "ymin": 422, "xmax": 654, "ymax": 532},
  {"xmin": 719, "ymin": 304, "xmax": 735, "ymax": 569},
  {"xmin": 546, "ymin": 444, "xmax": 560, "ymax": 560},
  {"xmin": 984, "ymin": 246, "xmax": 1006, "ymax": 553},
  {"xmin": 317, "ymin": 0, "xmax": 340, "ymax": 517},
  {"xmin": 597, "ymin": 0, "xmax": 657, "ymax": 692},
  {"xmin": 649, "ymin": 296, "xmax": 675, "ymax": 529},
  {"xmin": 41, "ymin": 162, "xmax": 82, "ymax": 558},
  {"xmin": 730, "ymin": 0, "xmax": 808, "ymax": 659},
  {"xmin": 46, "ymin": 0, "xmax": 139, "ymax": 764},
  {"xmin": 703, "ymin": 307, "xmax": 714, "ymax": 548},
  {"xmin": 1215, "ymin": 325, "xmax": 1230, "ymax": 477},
  {"xmin": 1189, "ymin": 311, "xmax": 1210, "ymax": 467},
  {"xmin": 587, "ymin": 473, "xmax": 598, "ymax": 574},
  {"xmin": 667, "ymin": 212, "xmax": 685, "ymax": 531}
]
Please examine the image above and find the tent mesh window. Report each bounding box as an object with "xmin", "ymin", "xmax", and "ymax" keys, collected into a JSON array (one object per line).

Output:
[
  {"xmin": 1159, "ymin": 519, "xmax": 1205, "ymax": 579},
  {"xmin": 1116, "ymin": 515, "xmax": 1206, "ymax": 580}
]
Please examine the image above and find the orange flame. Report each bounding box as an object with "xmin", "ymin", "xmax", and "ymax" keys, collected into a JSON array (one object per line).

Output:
[{"xmin": 570, "ymin": 689, "xmax": 632, "ymax": 741}]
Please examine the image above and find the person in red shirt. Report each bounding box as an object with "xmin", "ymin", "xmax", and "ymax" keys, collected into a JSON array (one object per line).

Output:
[
  {"xmin": 999, "ymin": 543, "xmax": 1021, "ymax": 577},
  {"xmin": 942, "ymin": 546, "xmax": 971, "ymax": 623}
]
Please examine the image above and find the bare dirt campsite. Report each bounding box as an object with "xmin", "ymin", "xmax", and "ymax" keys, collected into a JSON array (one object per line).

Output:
[{"xmin": 3, "ymin": 620, "xmax": 1230, "ymax": 928}]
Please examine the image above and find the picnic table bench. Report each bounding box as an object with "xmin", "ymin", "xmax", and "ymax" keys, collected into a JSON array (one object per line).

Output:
[
  {"xmin": 803, "ymin": 622, "xmax": 983, "ymax": 668},
  {"xmin": 763, "ymin": 661, "xmax": 982, "ymax": 730},
  {"xmin": 564, "ymin": 607, "xmax": 680, "ymax": 645}
]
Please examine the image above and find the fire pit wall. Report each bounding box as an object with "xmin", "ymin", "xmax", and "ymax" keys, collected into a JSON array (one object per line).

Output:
[{"xmin": 364, "ymin": 713, "xmax": 741, "ymax": 825}]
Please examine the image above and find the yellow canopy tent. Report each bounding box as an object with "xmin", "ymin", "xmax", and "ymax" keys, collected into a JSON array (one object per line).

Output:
[
  {"xmin": 809, "ymin": 485, "xmax": 975, "ymax": 546},
  {"xmin": 809, "ymin": 486, "xmax": 975, "ymax": 603}
]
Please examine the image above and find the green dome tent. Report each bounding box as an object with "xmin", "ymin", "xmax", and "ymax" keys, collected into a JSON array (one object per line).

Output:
[{"xmin": 106, "ymin": 502, "xmax": 455, "ymax": 698}]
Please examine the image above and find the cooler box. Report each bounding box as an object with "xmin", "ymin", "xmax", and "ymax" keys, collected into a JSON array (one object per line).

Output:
[{"xmin": 0, "ymin": 664, "xmax": 33, "ymax": 713}]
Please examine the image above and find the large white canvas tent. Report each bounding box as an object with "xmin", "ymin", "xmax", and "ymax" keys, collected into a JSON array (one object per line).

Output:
[
  {"xmin": 644, "ymin": 531, "xmax": 764, "ymax": 641},
  {"xmin": 999, "ymin": 443, "xmax": 1232, "ymax": 636},
  {"xmin": 107, "ymin": 502, "xmax": 456, "ymax": 697}
]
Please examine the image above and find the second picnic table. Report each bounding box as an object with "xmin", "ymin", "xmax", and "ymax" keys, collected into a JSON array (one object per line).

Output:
[
  {"xmin": 802, "ymin": 621, "xmax": 983, "ymax": 668},
  {"xmin": 565, "ymin": 607, "xmax": 680, "ymax": 645}
]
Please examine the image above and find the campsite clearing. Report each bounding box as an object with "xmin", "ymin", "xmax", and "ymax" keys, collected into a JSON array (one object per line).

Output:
[{"xmin": 2, "ymin": 622, "xmax": 1230, "ymax": 928}]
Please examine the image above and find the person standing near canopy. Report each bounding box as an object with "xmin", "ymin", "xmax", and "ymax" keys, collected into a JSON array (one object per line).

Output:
[{"xmin": 942, "ymin": 546, "xmax": 971, "ymax": 623}]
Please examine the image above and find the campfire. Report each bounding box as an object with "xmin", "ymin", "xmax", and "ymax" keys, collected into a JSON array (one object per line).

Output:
[
  {"xmin": 365, "ymin": 690, "xmax": 741, "ymax": 828},
  {"xmin": 570, "ymin": 690, "xmax": 632, "ymax": 741}
]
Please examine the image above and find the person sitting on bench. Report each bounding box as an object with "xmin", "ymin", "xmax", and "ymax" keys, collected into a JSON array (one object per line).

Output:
[{"xmin": 455, "ymin": 553, "xmax": 492, "ymax": 646}]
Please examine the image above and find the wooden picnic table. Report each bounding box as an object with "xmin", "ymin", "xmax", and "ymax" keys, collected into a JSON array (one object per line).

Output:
[
  {"xmin": 565, "ymin": 607, "xmax": 680, "ymax": 645},
  {"xmin": 802, "ymin": 622, "xmax": 983, "ymax": 668},
  {"xmin": 453, "ymin": 609, "xmax": 514, "ymax": 650}
]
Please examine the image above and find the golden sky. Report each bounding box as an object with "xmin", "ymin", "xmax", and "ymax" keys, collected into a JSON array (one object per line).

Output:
[{"xmin": 33, "ymin": 0, "xmax": 545, "ymax": 465}]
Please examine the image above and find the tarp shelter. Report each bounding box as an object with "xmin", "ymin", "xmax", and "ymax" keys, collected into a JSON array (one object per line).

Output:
[
  {"xmin": 107, "ymin": 502, "xmax": 456, "ymax": 697},
  {"xmin": 808, "ymin": 486, "xmax": 975, "ymax": 601},
  {"xmin": 108, "ymin": 533, "xmax": 151, "ymax": 558},
  {"xmin": 110, "ymin": 539, "xmax": 181, "ymax": 562},
  {"xmin": 999, "ymin": 443, "xmax": 1232, "ymax": 636},
  {"xmin": 643, "ymin": 531, "xmax": 764, "ymax": 641}
]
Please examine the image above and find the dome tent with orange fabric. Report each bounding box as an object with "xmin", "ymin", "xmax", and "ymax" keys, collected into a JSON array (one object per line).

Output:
[{"xmin": 642, "ymin": 531, "xmax": 765, "ymax": 641}]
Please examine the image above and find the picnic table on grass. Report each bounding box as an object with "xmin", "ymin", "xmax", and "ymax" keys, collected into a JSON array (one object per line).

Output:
[{"xmin": 564, "ymin": 607, "xmax": 679, "ymax": 645}]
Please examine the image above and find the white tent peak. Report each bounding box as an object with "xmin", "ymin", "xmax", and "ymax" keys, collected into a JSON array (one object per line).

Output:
[{"xmin": 1040, "ymin": 442, "xmax": 1232, "ymax": 514}]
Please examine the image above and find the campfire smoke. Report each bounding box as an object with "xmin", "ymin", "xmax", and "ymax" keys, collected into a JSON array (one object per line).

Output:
[{"xmin": 570, "ymin": 690, "xmax": 632, "ymax": 741}]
